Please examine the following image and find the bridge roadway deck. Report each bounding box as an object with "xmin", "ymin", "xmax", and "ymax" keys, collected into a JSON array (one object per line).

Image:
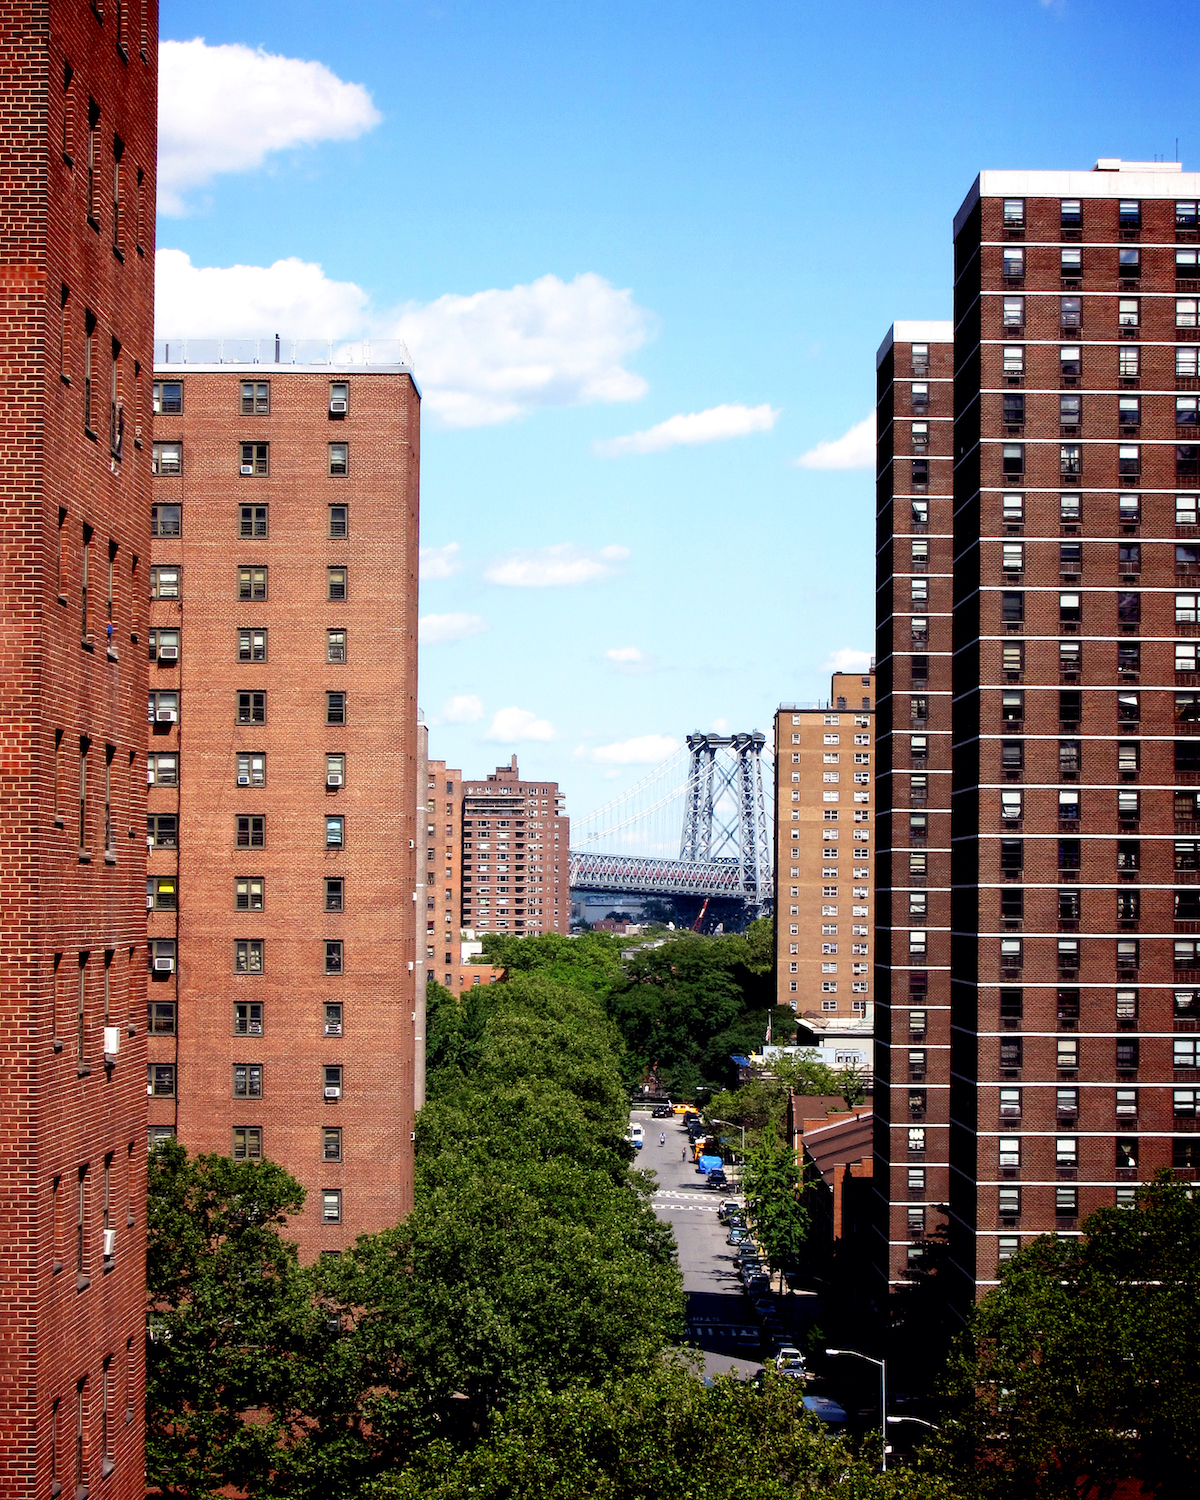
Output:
[{"xmin": 568, "ymin": 850, "xmax": 746, "ymax": 899}]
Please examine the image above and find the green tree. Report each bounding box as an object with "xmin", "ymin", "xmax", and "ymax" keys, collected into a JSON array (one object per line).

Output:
[
  {"xmin": 363, "ymin": 1362, "xmax": 949, "ymax": 1500},
  {"xmin": 145, "ymin": 1142, "xmax": 322, "ymax": 1496},
  {"xmin": 928, "ymin": 1175, "xmax": 1200, "ymax": 1500},
  {"xmin": 740, "ymin": 1135, "xmax": 811, "ymax": 1286}
]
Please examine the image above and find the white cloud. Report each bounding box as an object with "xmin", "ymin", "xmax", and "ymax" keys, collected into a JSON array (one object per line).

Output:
[
  {"xmin": 485, "ymin": 544, "xmax": 629, "ymax": 588},
  {"xmin": 823, "ymin": 647, "xmax": 873, "ymax": 674},
  {"xmin": 418, "ymin": 613, "xmax": 489, "ymax": 645},
  {"xmin": 484, "ymin": 707, "xmax": 556, "ymax": 743},
  {"xmin": 155, "ymin": 249, "xmax": 370, "ymax": 338},
  {"xmin": 155, "ymin": 257, "xmax": 652, "ymax": 430},
  {"xmin": 419, "ymin": 543, "xmax": 461, "ymax": 581},
  {"xmin": 605, "ymin": 647, "xmax": 644, "ymax": 663},
  {"xmin": 158, "ymin": 39, "xmax": 382, "ymax": 214},
  {"xmin": 596, "ymin": 402, "xmax": 779, "ymax": 457},
  {"xmin": 794, "ymin": 414, "xmax": 875, "ymax": 471},
  {"xmin": 592, "ymin": 734, "xmax": 680, "ymax": 765},
  {"xmin": 391, "ymin": 273, "xmax": 652, "ymax": 427},
  {"xmin": 442, "ymin": 694, "xmax": 485, "ymax": 724}
]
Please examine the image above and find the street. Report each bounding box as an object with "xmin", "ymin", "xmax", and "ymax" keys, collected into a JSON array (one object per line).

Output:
[{"xmin": 634, "ymin": 1108, "xmax": 821, "ymax": 1379}]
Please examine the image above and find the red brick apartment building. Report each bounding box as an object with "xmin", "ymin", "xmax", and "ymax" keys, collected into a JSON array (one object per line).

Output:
[
  {"xmin": 423, "ymin": 750, "xmax": 464, "ymax": 985},
  {"xmin": 460, "ymin": 757, "xmax": 569, "ymax": 935},
  {"xmin": 774, "ymin": 672, "xmax": 875, "ymax": 1014},
  {"xmin": 941, "ymin": 161, "xmax": 1200, "ymax": 1305},
  {"xmin": 146, "ymin": 345, "xmax": 419, "ymax": 1256},
  {"xmin": 0, "ymin": 1, "xmax": 157, "ymax": 1493},
  {"xmin": 873, "ymin": 322, "xmax": 954, "ymax": 1292}
]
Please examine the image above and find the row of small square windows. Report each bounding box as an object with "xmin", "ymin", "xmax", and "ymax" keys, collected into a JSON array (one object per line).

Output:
[
  {"xmin": 147, "ymin": 690, "xmax": 348, "ymax": 724},
  {"xmin": 986, "ymin": 345, "xmax": 1200, "ymax": 378},
  {"xmin": 152, "ymin": 441, "xmax": 350, "ymax": 477},
  {"xmin": 148, "ymin": 1127, "xmax": 345, "ymax": 1219},
  {"xmin": 151, "ymin": 503, "xmax": 348, "ymax": 538},
  {"xmin": 145, "ymin": 869, "xmax": 344, "ymax": 912},
  {"xmin": 148, "ymin": 1065, "xmax": 346, "ymax": 1101},
  {"xmin": 152, "ymin": 379, "xmax": 352, "ymax": 418},
  {"xmin": 997, "ymin": 248, "xmax": 1200, "ymax": 279},
  {"xmin": 146, "ymin": 937, "xmax": 346, "ymax": 974},
  {"xmin": 147, "ymin": 752, "xmax": 346, "ymax": 787},
  {"xmin": 906, "ymin": 492, "xmax": 1200, "ymax": 524},
  {"xmin": 150, "ymin": 565, "xmax": 348, "ymax": 601},
  {"xmin": 147, "ymin": 630, "xmax": 346, "ymax": 665},
  {"xmin": 997, "ymin": 296, "xmax": 1200, "ymax": 330},
  {"xmin": 999, "ymin": 199, "xmax": 1198, "ymax": 230},
  {"xmin": 147, "ymin": 1000, "xmax": 343, "ymax": 1037},
  {"xmin": 146, "ymin": 813, "xmax": 345, "ymax": 849}
]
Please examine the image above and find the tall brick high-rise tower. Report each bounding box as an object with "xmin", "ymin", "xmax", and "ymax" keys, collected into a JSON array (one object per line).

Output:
[
  {"xmin": 947, "ymin": 161, "xmax": 1200, "ymax": 1307},
  {"xmin": 0, "ymin": 1, "xmax": 157, "ymax": 1493},
  {"xmin": 146, "ymin": 348, "xmax": 420, "ymax": 1256}
]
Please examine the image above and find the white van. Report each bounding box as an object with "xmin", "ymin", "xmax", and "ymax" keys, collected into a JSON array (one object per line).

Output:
[{"xmin": 627, "ymin": 1123, "xmax": 645, "ymax": 1149}]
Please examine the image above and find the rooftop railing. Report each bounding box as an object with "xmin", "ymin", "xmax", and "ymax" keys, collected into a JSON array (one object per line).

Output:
[{"xmin": 154, "ymin": 336, "xmax": 412, "ymax": 368}]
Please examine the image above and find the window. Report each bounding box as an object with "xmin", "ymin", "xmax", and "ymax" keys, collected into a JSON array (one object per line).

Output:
[
  {"xmin": 146, "ymin": 877, "xmax": 176, "ymax": 912},
  {"xmin": 1179, "ymin": 200, "xmax": 1199, "ymax": 231},
  {"xmin": 325, "ymin": 1002, "xmax": 343, "ymax": 1036},
  {"xmin": 1002, "ymin": 592, "xmax": 1024, "ymax": 624},
  {"xmin": 1060, "ymin": 444, "xmax": 1081, "ymax": 477},
  {"xmin": 911, "ymin": 497, "xmax": 928, "ymax": 525},
  {"xmin": 239, "ymin": 504, "xmax": 268, "ymax": 538},
  {"xmin": 1119, "ymin": 344, "xmax": 1140, "ymax": 378},
  {"xmin": 236, "ymin": 815, "xmax": 265, "ymax": 849},
  {"xmin": 999, "ymin": 1038, "xmax": 1022, "ymax": 1070},
  {"xmin": 147, "ymin": 1001, "xmax": 175, "ymax": 1035},
  {"xmin": 1120, "ymin": 397, "xmax": 1141, "ymax": 428},
  {"xmin": 151, "ymin": 503, "xmax": 180, "ymax": 537},
  {"xmin": 1118, "ymin": 299, "xmax": 1140, "ymax": 329},
  {"xmin": 329, "ymin": 504, "xmax": 348, "ymax": 539},
  {"xmin": 325, "ymin": 940, "xmax": 343, "ymax": 974},
  {"xmin": 327, "ymin": 567, "xmax": 347, "ymax": 601},
  {"xmin": 326, "ymin": 691, "xmax": 346, "ymax": 725},
  {"xmin": 240, "ymin": 442, "xmax": 268, "ymax": 476},
  {"xmin": 1178, "ymin": 347, "xmax": 1199, "ymax": 379},
  {"xmin": 999, "ymin": 1088, "xmax": 1021, "ymax": 1120},
  {"xmin": 1058, "ymin": 788, "xmax": 1080, "ymax": 823},
  {"xmin": 330, "ymin": 379, "xmax": 349, "ymax": 413},
  {"xmin": 151, "ymin": 441, "xmax": 180, "ymax": 476},
  {"xmin": 150, "ymin": 628, "xmax": 180, "ymax": 664},
  {"xmin": 911, "ymin": 421, "xmax": 928, "ymax": 451},
  {"xmin": 237, "ymin": 567, "xmax": 267, "ymax": 601},
  {"xmin": 1061, "ymin": 246, "xmax": 1082, "ymax": 280},
  {"xmin": 146, "ymin": 814, "xmax": 177, "ymax": 848},
  {"xmin": 325, "ymin": 878, "xmax": 344, "ymax": 912},
  {"xmin": 1119, "ymin": 493, "xmax": 1140, "ymax": 524},
  {"xmin": 147, "ymin": 691, "xmax": 178, "ymax": 724},
  {"xmin": 235, "ymin": 940, "xmax": 264, "ymax": 974},
  {"xmin": 907, "ymin": 1127, "xmax": 925, "ymax": 1155},
  {"xmin": 324, "ymin": 1065, "xmax": 343, "ymax": 1100},
  {"xmin": 236, "ymin": 753, "xmax": 265, "ymax": 787},
  {"xmin": 235, "ymin": 877, "xmax": 264, "ymax": 911},
  {"xmin": 1003, "ymin": 345, "xmax": 1024, "ymax": 377},
  {"xmin": 323, "ymin": 1127, "xmax": 342, "ymax": 1162},
  {"xmin": 325, "ymin": 628, "xmax": 347, "ymax": 665},
  {"xmin": 234, "ymin": 1001, "xmax": 263, "ymax": 1036},
  {"xmin": 147, "ymin": 1064, "xmax": 175, "ymax": 1097},
  {"xmin": 236, "ymin": 692, "xmax": 266, "ymax": 725},
  {"xmin": 1003, "ymin": 197, "xmax": 1024, "ymax": 228},
  {"xmin": 1061, "ymin": 197, "xmax": 1081, "ymax": 230},
  {"xmin": 1002, "ymin": 492, "xmax": 1023, "ymax": 525},
  {"xmin": 1061, "ymin": 296, "xmax": 1081, "ymax": 330},
  {"xmin": 149, "ymin": 566, "xmax": 179, "ymax": 599},
  {"xmin": 1179, "ymin": 642, "xmax": 1199, "ymax": 673},
  {"xmin": 1060, "ymin": 394, "xmax": 1081, "ymax": 427},
  {"xmin": 326, "ymin": 753, "xmax": 345, "ymax": 788},
  {"xmin": 1178, "ymin": 299, "xmax": 1198, "ymax": 329},
  {"xmin": 240, "ymin": 381, "xmax": 269, "ymax": 415},
  {"xmin": 238, "ymin": 628, "xmax": 267, "ymax": 662},
  {"xmin": 326, "ymin": 816, "xmax": 344, "ymax": 849},
  {"xmin": 1002, "ymin": 444, "xmax": 1024, "ymax": 477},
  {"xmin": 1001, "ymin": 789, "xmax": 1023, "ymax": 823},
  {"xmin": 1180, "ymin": 447, "xmax": 1200, "ymax": 480},
  {"xmin": 1002, "ymin": 542, "xmax": 1024, "ymax": 574},
  {"xmin": 1056, "ymin": 1186, "xmax": 1078, "ymax": 1219},
  {"xmin": 1179, "ymin": 397, "xmax": 1199, "ymax": 429},
  {"xmin": 322, "ymin": 1190, "xmax": 342, "ymax": 1223},
  {"xmin": 232, "ymin": 1127, "xmax": 262, "ymax": 1161},
  {"xmin": 152, "ymin": 380, "xmax": 182, "ymax": 415},
  {"xmin": 328, "ymin": 443, "xmax": 348, "ymax": 477},
  {"xmin": 233, "ymin": 1063, "xmax": 262, "ymax": 1097},
  {"xmin": 1002, "ymin": 247, "xmax": 1024, "ymax": 280},
  {"xmin": 1061, "ymin": 492, "xmax": 1081, "ymax": 525},
  {"xmin": 1119, "ymin": 247, "xmax": 1141, "ymax": 280},
  {"xmin": 1002, "ymin": 296, "xmax": 1024, "ymax": 328},
  {"xmin": 147, "ymin": 753, "xmax": 177, "ymax": 786}
]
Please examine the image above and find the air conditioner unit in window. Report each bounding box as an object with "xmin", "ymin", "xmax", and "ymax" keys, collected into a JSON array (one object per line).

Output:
[
  {"xmin": 237, "ymin": 774, "xmax": 251, "ymax": 786},
  {"xmin": 103, "ymin": 1026, "xmax": 120, "ymax": 1058},
  {"xmin": 146, "ymin": 769, "xmax": 155, "ymax": 784},
  {"xmin": 240, "ymin": 464, "xmax": 254, "ymax": 475},
  {"xmin": 249, "ymin": 1021, "xmax": 262, "ymax": 1035},
  {"xmin": 158, "ymin": 645, "xmax": 178, "ymax": 661},
  {"xmin": 102, "ymin": 1228, "xmax": 117, "ymax": 1258},
  {"xmin": 156, "ymin": 708, "xmax": 177, "ymax": 722},
  {"xmin": 330, "ymin": 399, "xmax": 347, "ymax": 414},
  {"xmin": 326, "ymin": 773, "xmax": 343, "ymax": 787},
  {"xmin": 146, "ymin": 894, "xmax": 154, "ymax": 910},
  {"xmin": 324, "ymin": 1086, "xmax": 341, "ymax": 1099},
  {"xmin": 325, "ymin": 1023, "xmax": 342, "ymax": 1036},
  {"xmin": 153, "ymin": 956, "xmax": 175, "ymax": 973}
]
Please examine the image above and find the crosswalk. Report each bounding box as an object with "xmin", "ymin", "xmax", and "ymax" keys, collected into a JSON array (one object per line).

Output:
[{"xmin": 652, "ymin": 1190, "xmax": 736, "ymax": 1214}]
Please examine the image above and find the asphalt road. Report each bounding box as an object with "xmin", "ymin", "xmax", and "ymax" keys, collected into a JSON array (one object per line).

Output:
[{"xmin": 634, "ymin": 1108, "xmax": 819, "ymax": 1379}]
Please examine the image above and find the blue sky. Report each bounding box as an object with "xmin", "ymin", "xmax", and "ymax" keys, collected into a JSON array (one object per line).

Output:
[{"xmin": 158, "ymin": 0, "xmax": 1188, "ymax": 824}]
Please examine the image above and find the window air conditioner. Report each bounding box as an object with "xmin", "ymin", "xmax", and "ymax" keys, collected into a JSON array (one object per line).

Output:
[
  {"xmin": 325, "ymin": 1023, "xmax": 342, "ymax": 1036},
  {"xmin": 103, "ymin": 1026, "xmax": 120, "ymax": 1058},
  {"xmin": 249, "ymin": 1021, "xmax": 262, "ymax": 1035},
  {"xmin": 102, "ymin": 1228, "xmax": 117, "ymax": 1258},
  {"xmin": 326, "ymin": 773, "xmax": 343, "ymax": 787},
  {"xmin": 240, "ymin": 464, "xmax": 254, "ymax": 475},
  {"xmin": 153, "ymin": 956, "xmax": 175, "ymax": 973},
  {"xmin": 146, "ymin": 769, "xmax": 155, "ymax": 784},
  {"xmin": 156, "ymin": 708, "xmax": 177, "ymax": 722},
  {"xmin": 146, "ymin": 894, "xmax": 154, "ymax": 910},
  {"xmin": 324, "ymin": 1086, "xmax": 341, "ymax": 1099},
  {"xmin": 237, "ymin": 775, "xmax": 251, "ymax": 786},
  {"xmin": 330, "ymin": 399, "xmax": 347, "ymax": 414},
  {"xmin": 158, "ymin": 645, "xmax": 178, "ymax": 661}
]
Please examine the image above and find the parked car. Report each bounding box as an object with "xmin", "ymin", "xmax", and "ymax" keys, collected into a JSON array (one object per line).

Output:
[
  {"xmin": 726, "ymin": 1227, "xmax": 750, "ymax": 1246},
  {"xmin": 651, "ymin": 1105, "xmax": 673, "ymax": 1119},
  {"xmin": 775, "ymin": 1347, "xmax": 807, "ymax": 1380},
  {"xmin": 706, "ymin": 1169, "xmax": 729, "ymax": 1190},
  {"xmin": 803, "ymin": 1395, "xmax": 847, "ymax": 1429},
  {"xmin": 717, "ymin": 1200, "xmax": 741, "ymax": 1221},
  {"xmin": 752, "ymin": 1298, "xmax": 776, "ymax": 1319},
  {"xmin": 726, "ymin": 1214, "xmax": 747, "ymax": 1230},
  {"xmin": 745, "ymin": 1275, "xmax": 770, "ymax": 1297}
]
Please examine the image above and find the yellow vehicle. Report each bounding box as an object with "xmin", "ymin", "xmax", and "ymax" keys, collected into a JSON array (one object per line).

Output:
[{"xmin": 672, "ymin": 1103, "xmax": 694, "ymax": 1115}]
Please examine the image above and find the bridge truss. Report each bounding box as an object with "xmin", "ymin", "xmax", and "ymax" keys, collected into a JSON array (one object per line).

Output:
[{"xmin": 569, "ymin": 731, "xmax": 773, "ymax": 915}]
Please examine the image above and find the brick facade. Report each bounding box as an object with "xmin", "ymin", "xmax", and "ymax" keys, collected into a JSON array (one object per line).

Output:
[
  {"xmin": 147, "ymin": 360, "xmax": 419, "ymax": 1257},
  {"xmin": 774, "ymin": 673, "xmax": 875, "ymax": 1017},
  {"xmin": 459, "ymin": 757, "xmax": 570, "ymax": 935},
  {"xmin": 0, "ymin": 1, "xmax": 157, "ymax": 1492},
  {"xmin": 873, "ymin": 323, "xmax": 954, "ymax": 1294}
]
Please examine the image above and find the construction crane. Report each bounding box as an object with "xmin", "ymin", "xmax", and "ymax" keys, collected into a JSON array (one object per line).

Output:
[{"xmin": 691, "ymin": 898, "xmax": 710, "ymax": 933}]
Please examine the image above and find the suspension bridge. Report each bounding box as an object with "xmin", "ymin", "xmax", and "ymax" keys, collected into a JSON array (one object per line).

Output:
[{"xmin": 569, "ymin": 732, "xmax": 774, "ymax": 922}]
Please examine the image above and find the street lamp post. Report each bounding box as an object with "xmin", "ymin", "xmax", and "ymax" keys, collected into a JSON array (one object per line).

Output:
[
  {"xmin": 826, "ymin": 1348, "xmax": 888, "ymax": 1470},
  {"xmin": 887, "ymin": 1415, "xmax": 938, "ymax": 1433}
]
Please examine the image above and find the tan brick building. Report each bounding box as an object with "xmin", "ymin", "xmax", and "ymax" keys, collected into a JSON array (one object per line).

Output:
[
  {"xmin": 146, "ymin": 348, "xmax": 419, "ymax": 1256},
  {"xmin": 774, "ymin": 672, "xmax": 875, "ymax": 1019},
  {"xmin": 872, "ymin": 321, "xmax": 954, "ymax": 1292},
  {"xmin": 423, "ymin": 751, "xmax": 465, "ymax": 985},
  {"xmin": 0, "ymin": 2, "xmax": 158, "ymax": 1492},
  {"xmin": 460, "ymin": 756, "xmax": 569, "ymax": 935}
]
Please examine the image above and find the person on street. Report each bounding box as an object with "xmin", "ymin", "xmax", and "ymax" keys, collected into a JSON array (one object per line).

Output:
[
  {"xmin": 682, "ymin": 1147, "xmax": 688, "ymax": 1161},
  {"xmin": 659, "ymin": 1132, "xmax": 666, "ymax": 1146}
]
